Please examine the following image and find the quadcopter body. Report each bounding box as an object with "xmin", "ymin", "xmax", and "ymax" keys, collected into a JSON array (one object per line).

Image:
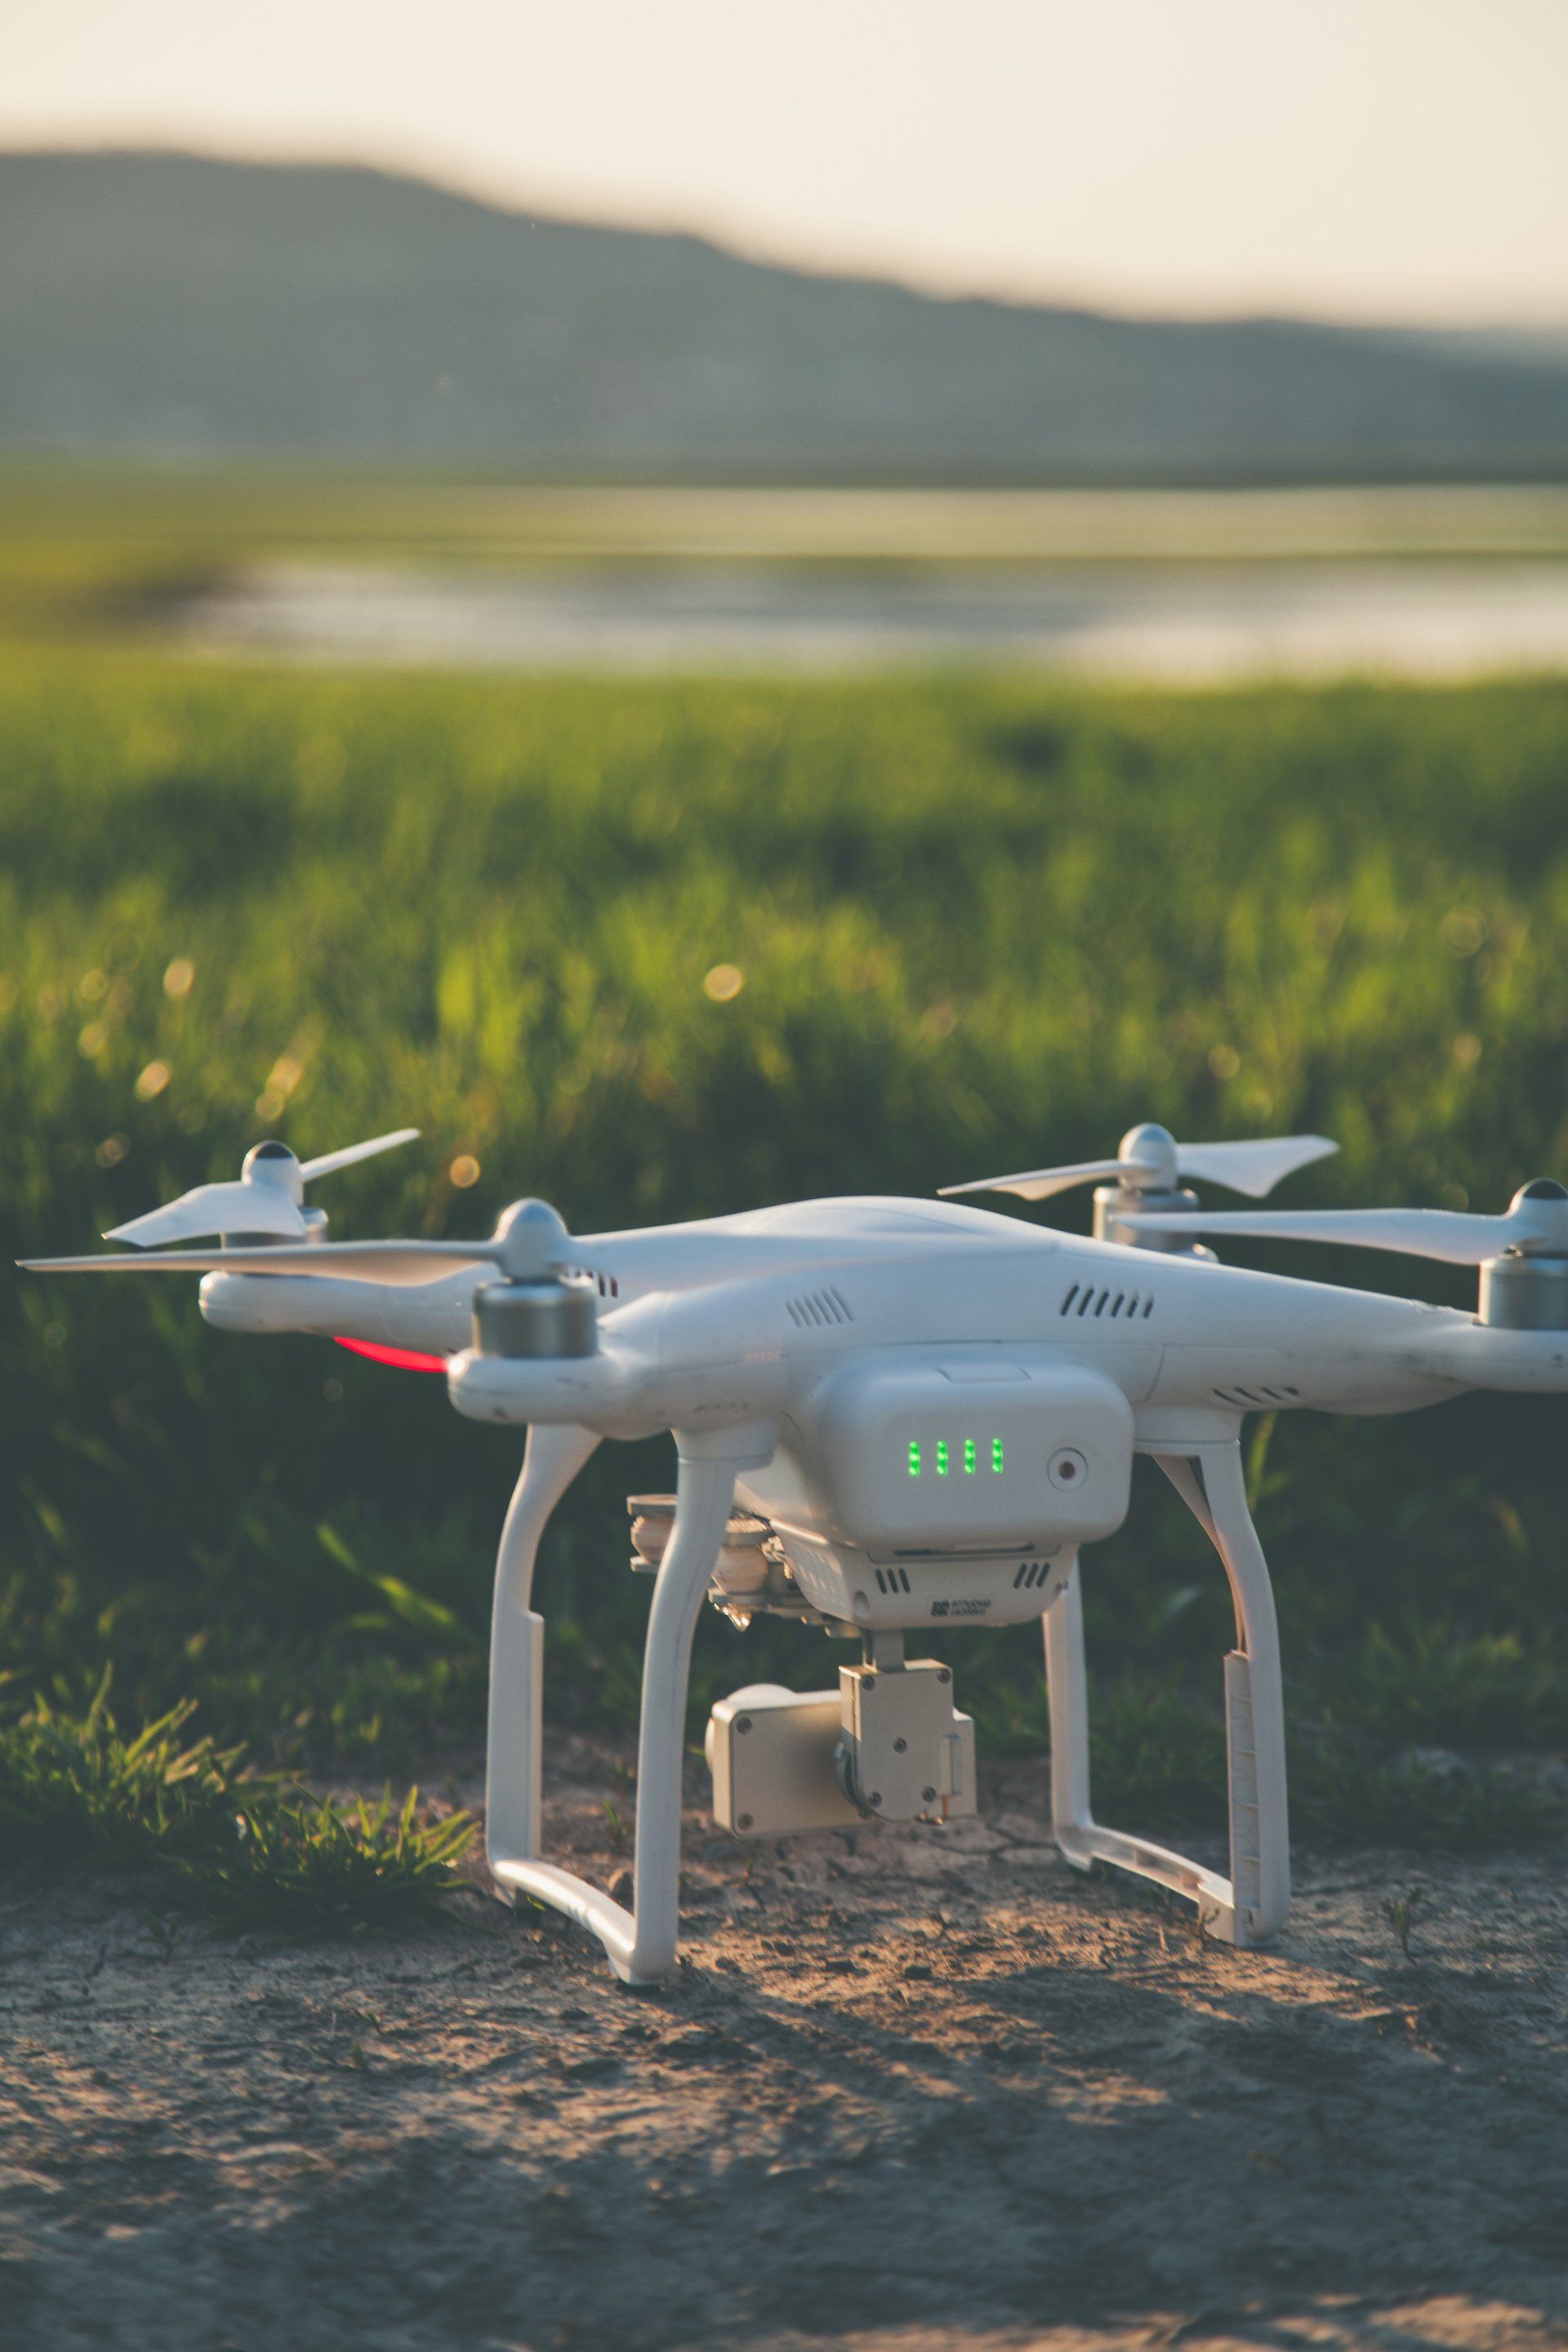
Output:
[{"xmin": 24, "ymin": 1124, "xmax": 1568, "ymax": 1984}]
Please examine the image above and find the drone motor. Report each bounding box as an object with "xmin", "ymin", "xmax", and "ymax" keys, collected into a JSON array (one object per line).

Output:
[{"xmin": 470, "ymin": 1198, "xmax": 601, "ymax": 1358}]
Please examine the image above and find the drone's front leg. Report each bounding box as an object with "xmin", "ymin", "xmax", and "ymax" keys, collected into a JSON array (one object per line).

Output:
[
  {"xmin": 489, "ymin": 1419, "xmax": 774, "ymax": 1988},
  {"xmin": 614, "ymin": 1440, "xmax": 751, "ymax": 1982},
  {"xmin": 486, "ymin": 1423, "xmax": 603, "ymax": 1878}
]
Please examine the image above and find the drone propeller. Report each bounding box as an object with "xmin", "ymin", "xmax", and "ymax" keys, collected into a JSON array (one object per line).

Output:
[
  {"xmin": 102, "ymin": 1128, "xmax": 420, "ymax": 1249},
  {"xmin": 1124, "ymin": 1179, "xmax": 1568, "ymax": 1263},
  {"xmin": 941, "ymin": 1123, "xmax": 1338, "ymax": 1205},
  {"xmin": 21, "ymin": 1196, "xmax": 594, "ymax": 1290}
]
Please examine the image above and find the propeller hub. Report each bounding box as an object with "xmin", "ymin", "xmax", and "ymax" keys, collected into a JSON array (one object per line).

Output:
[
  {"xmin": 241, "ymin": 1140, "xmax": 305, "ymax": 1203},
  {"xmin": 1116, "ymin": 1124, "xmax": 1179, "ymax": 1191},
  {"xmin": 492, "ymin": 1197, "xmax": 573, "ymax": 1281},
  {"xmin": 472, "ymin": 1198, "xmax": 599, "ymax": 1356},
  {"xmin": 1504, "ymin": 1179, "xmax": 1568, "ymax": 1254}
]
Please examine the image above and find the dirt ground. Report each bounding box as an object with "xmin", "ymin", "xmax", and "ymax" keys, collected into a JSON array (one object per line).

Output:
[{"xmin": 3, "ymin": 1736, "xmax": 1567, "ymax": 2352}]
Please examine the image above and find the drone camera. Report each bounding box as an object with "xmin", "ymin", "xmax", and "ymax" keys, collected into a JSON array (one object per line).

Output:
[
  {"xmin": 708, "ymin": 1659, "xmax": 975, "ymax": 1838},
  {"xmin": 706, "ymin": 1685, "xmax": 862, "ymax": 1836}
]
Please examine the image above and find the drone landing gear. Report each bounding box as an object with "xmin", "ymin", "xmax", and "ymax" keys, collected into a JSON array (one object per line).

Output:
[
  {"xmin": 485, "ymin": 1419, "xmax": 773, "ymax": 1987},
  {"xmin": 1043, "ymin": 1438, "xmax": 1289, "ymax": 1949}
]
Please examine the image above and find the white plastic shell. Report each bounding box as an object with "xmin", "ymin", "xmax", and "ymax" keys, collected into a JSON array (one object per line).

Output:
[{"xmin": 772, "ymin": 1532, "xmax": 1072, "ymax": 1633}]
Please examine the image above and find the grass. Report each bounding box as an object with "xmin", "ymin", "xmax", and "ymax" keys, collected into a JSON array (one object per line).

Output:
[
  {"xmin": 2, "ymin": 638, "xmax": 1568, "ymax": 1884},
  {"xmin": 0, "ymin": 1673, "xmax": 476, "ymax": 1930}
]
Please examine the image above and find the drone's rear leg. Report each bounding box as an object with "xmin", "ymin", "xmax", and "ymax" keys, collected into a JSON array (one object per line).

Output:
[
  {"xmin": 1041, "ymin": 1563, "xmax": 1094, "ymax": 1868},
  {"xmin": 1041, "ymin": 1562, "xmax": 1233, "ymax": 1934},
  {"xmin": 1158, "ymin": 1441, "xmax": 1290, "ymax": 1945},
  {"xmin": 1041, "ymin": 1437, "xmax": 1289, "ymax": 1949}
]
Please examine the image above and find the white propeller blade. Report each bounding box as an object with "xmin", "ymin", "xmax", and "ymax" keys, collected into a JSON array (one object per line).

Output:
[
  {"xmin": 940, "ymin": 1159, "xmax": 1126, "ymax": 1204},
  {"xmin": 942, "ymin": 1131, "xmax": 1337, "ymax": 1205},
  {"xmin": 30, "ymin": 1195, "xmax": 597, "ymax": 1290},
  {"xmin": 102, "ymin": 1128, "xmax": 421, "ymax": 1250},
  {"xmin": 1172, "ymin": 1136, "xmax": 1339, "ymax": 1198},
  {"xmin": 105, "ymin": 1184, "xmax": 308, "ymax": 1248},
  {"xmin": 22, "ymin": 1239, "xmax": 504, "ymax": 1287},
  {"xmin": 1123, "ymin": 1196, "xmax": 1568, "ymax": 1264},
  {"xmin": 298, "ymin": 1129, "xmax": 420, "ymax": 1181}
]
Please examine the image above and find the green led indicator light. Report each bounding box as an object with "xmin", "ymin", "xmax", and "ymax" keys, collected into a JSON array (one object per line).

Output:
[{"xmin": 911, "ymin": 1437, "xmax": 1004, "ymax": 1477}]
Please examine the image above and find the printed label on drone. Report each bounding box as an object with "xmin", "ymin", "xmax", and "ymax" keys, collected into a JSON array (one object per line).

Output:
[{"xmin": 930, "ymin": 1598, "xmax": 991, "ymax": 1618}]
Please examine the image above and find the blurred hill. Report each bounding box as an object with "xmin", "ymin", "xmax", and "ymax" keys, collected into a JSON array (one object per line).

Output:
[{"xmin": 2, "ymin": 148, "xmax": 1567, "ymax": 481}]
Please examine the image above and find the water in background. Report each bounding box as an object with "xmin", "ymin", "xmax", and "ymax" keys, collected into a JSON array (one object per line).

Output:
[{"xmin": 175, "ymin": 557, "xmax": 1568, "ymax": 678}]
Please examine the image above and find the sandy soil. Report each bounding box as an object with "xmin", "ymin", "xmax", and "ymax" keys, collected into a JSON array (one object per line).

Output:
[{"xmin": 3, "ymin": 1737, "xmax": 1567, "ymax": 2352}]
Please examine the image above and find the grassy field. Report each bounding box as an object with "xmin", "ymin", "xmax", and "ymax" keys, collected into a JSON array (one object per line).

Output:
[{"xmin": 4, "ymin": 641, "xmax": 1568, "ymax": 1883}]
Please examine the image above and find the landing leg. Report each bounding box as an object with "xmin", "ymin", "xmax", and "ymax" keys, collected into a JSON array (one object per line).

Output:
[
  {"xmin": 488, "ymin": 1423, "xmax": 773, "ymax": 1985},
  {"xmin": 1041, "ymin": 1437, "xmax": 1290, "ymax": 1948},
  {"xmin": 484, "ymin": 1422, "xmax": 602, "ymax": 1877},
  {"xmin": 1162, "ymin": 1441, "xmax": 1290, "ymax": 1944}
]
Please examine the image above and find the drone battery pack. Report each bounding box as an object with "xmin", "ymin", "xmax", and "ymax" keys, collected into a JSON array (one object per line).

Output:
[{"xmin": 805, "ymin": 1357, "xmax": 1134, "ymax": 1553}]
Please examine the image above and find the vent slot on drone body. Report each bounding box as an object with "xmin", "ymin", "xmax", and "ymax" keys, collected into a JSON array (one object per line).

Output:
[
  {"xmin": 873, "ymin": 1566, "xmax": 913, "ymax": 1594},
  {"xmin": 1060, "ymin": 1284, "xmax": 1155, "ymax": 1321},
  {"xmin": 1211, "ymin": 1383, "xmax": 1302, "ymax": 1407},
  {"xmin": 1012, "ymin": 1559, "xmax": 1055, "ymax": 1590},
  {"xmin": 786, "ymin": 1286, "xmax": 855, "ymax": 1329},
  {"xmin": 563, "ymin": 1265, "xmax": 619, "ymax": 1298}
]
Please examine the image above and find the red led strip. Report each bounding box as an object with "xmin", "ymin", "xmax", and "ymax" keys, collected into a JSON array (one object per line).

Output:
[{"xmin": 333, "ymin": 1336, "xmax": 448, "ymax": 1375}]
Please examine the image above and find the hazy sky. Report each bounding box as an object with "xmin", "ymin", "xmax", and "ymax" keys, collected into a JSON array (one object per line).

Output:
[{"xmin": 5, "ymin": 0, "xmax": 1566, "ymax": 325}]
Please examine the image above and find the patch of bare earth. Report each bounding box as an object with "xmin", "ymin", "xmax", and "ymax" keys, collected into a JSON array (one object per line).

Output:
[{"xmin": 2, "ymin": 1738, "xmax": 1567, "ymax": 2351}]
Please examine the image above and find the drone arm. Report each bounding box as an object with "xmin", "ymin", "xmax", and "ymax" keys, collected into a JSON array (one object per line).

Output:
[{"xmin": 1403, "ymin": 1320, "xmax": 1568, "ymax": 1394}]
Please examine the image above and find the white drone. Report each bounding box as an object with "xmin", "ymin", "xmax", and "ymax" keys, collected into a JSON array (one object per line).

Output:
[{"xmin": 24, "ymin": 1120, "xmax": 1568, "ymax": 1984}]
